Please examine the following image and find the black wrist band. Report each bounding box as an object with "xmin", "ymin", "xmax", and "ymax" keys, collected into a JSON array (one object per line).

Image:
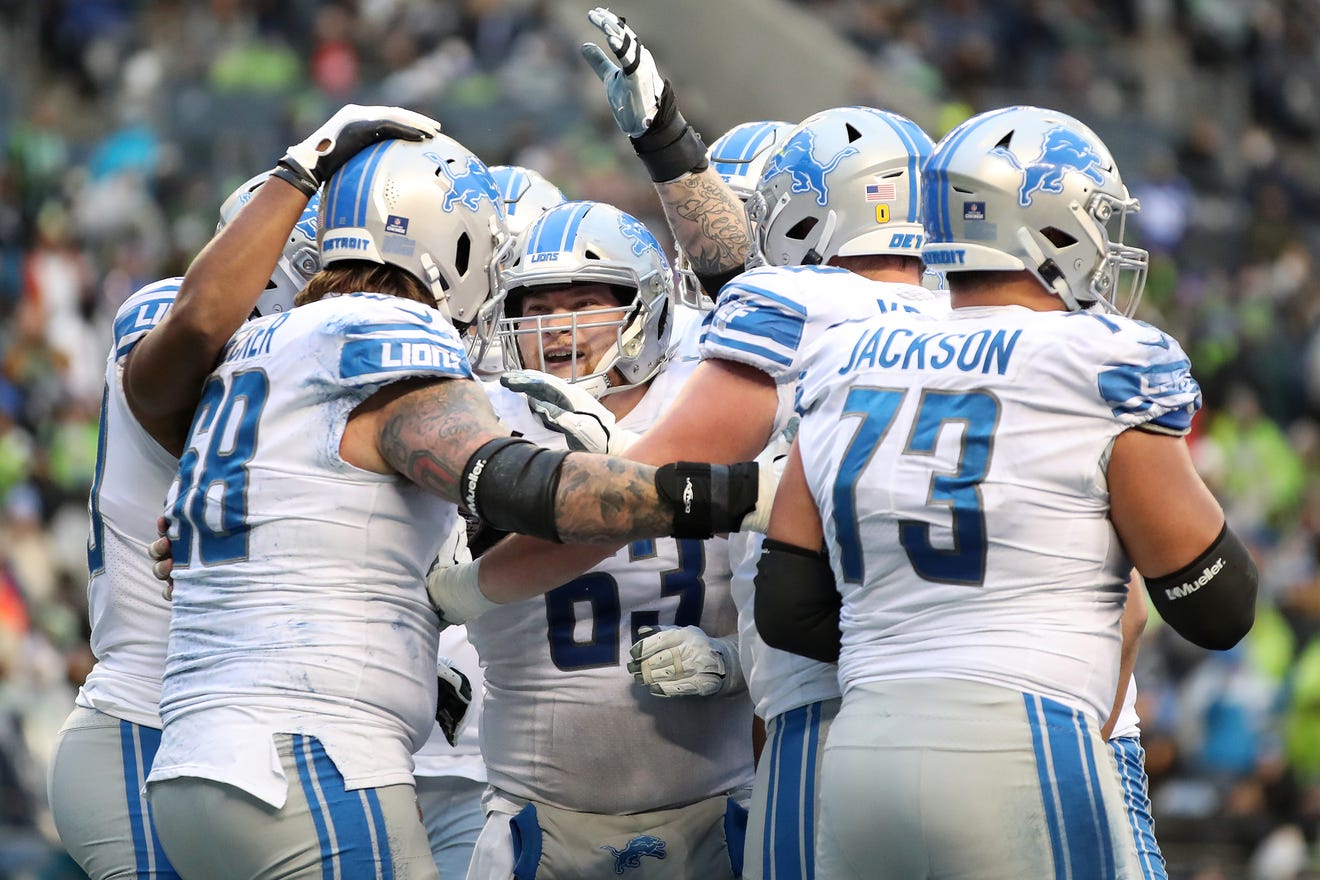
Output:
[{"xmin": 271, "ymin": 161, "xmax": 317, "ymax": 198}]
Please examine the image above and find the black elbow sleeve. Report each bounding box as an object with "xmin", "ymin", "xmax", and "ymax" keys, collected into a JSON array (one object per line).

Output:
[
  {"xmin": 754, "ymin": 538, "xmax": 841, "ymax": 663},
  {"xmin": 460, "ymin": 438, "xmax": 568, "ymax": 543},
  {"xmin": 1145, "ymin": 524, "xmax": 1258, "ymax": 651}
]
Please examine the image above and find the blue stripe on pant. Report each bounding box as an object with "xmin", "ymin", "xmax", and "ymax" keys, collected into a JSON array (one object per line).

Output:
[
  {"xmin": 291, "ymin": 734, "xmax": 394, "ymax": 880},
  {"xmin": 1025, "ymin": 694, "xmax": 1116, "ymax": 880},
  {"xmin": 1109, "ymin": 736, "xmax": 1168, "ymax": 880},
  {"xmin": 763, "ymin": 701, "xmax": 824, "ymax": 880},
  {"xmin": 119, "ymin": 721, "xmax": 181, "ymax": 879}
]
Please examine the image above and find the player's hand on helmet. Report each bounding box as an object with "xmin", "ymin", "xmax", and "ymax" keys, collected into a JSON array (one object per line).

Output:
[
  {"xmin": 500, "ymin": 369, "xmax": 640, "ymax": 455},
  {"xmin": 275, "ymin": 105, "xmax": 442, "ymax": 196},
  {"xmin": 149, "ymin": 516, "xmax": 174, "ymax": 601},
  {"xmin": 435, "ymin": 658, "xmax": 473, "ymax": 747},
  {"xmin": 628, "ymin": 625, "xmax": 744, "ymax": 697},
  {"xmin": 581, "ymin": 8, "xmax": 666, "ymax": 138}
]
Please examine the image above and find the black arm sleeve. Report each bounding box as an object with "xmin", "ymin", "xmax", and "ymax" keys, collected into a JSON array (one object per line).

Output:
[
  {"xmin": 460, "ymin": 437, "xmax": 567, "ymax": 543},
  {"xmin": 754, "ymin": 538, "xmax": 841, "ymax": 663},
  {"xmin": 1145, "ymin": 523, "xmax": 1258, "ymax": 651}
]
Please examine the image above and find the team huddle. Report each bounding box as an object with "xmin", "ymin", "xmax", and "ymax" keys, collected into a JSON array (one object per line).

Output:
[{"xmin": 45, "ymin": 8, "xmax": 1257, "ymax": 880}]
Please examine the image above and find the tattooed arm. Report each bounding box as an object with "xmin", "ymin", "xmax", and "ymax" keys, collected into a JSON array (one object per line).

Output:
[
  {"xmin": 345, "ymin": 375, "xmax": 670, "ymax": 541},
  {"xmin": 654, "ymin": 169, "xmax": 750, "ymax": 294}
]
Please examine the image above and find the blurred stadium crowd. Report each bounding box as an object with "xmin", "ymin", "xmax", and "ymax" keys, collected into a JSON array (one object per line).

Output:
[{"xmin": 0, "ymin": 1, "xmax": 1317, "ymax": 877}]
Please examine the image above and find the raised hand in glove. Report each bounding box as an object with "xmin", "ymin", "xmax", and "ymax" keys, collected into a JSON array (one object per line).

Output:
[
  {"xmin": 580, "ymin": 8, "xmax": 708, "ymax": 182},
  {"xmin": 628, "ymin": 625, "xmax": 745, "ymax": 697},
  {"xmin": 500, "ymin": 369, "xmax": 640, "ymax": 454},
  {"xmin": 435, "ymin": 658, "xmax": 473, "ymax": 747},
  {"xmin": 273, "ymin": 104, "xmax": 443, "ymax": 197}
]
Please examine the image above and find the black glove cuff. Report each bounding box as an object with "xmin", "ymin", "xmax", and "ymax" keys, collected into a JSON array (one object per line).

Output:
[
  {"xmin": 271, "ymin": 160, "xmax": 318, "ymax": 198},
  {"xmin": 629, "ymin": 81, "xmax": 709, "ymax": 183}
]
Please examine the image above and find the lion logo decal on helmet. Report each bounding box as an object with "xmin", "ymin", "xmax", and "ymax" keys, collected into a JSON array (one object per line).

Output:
[
  {"xmin": 436, "ymin": 154, "xmax": 501, "ymax": 214},
  {"xmin": 760, "ymin": 128, "xmax": 860, "ymax": 208},
  {"xmin": 994, "ymin": 126, "xmax": 1108, "ymax": 208}
]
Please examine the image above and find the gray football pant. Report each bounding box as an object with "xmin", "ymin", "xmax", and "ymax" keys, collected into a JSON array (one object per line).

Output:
[
  {"xmin": 416, "ymin": 774, "xmax": 486, "ymax": 878},
  {"xmin": 48, "ymin": 706, "xmax": 181, "ymax": 879},
  {"xmin": 743, "ymin": 697, "xmax": 839, "ymax": 880},
  {"xmin": 815, "ymin": 678, "xmax": 1143, "ymax": 880},
  {"xmin": 147, "ymin": 732, "xmax": 438, "ymax": 880}
]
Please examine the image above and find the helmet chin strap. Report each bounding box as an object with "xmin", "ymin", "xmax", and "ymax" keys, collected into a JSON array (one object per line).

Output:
[{"xmin": 803, "ymin": 210, "xmax": 838, "ymax": 266}]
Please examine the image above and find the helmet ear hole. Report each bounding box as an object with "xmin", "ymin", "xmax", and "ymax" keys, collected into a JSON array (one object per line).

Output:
[
  {"xmin": 845, "ymin": 122, "xmax": 863, "ymax": 142},
  {"xmin": 786, "ymin": 217, "xmax": 818, "ymax": 241},
  {"xmin": 1040, "ymin": 227, "xmax": 1077, "ymax": 247},
  {"xmin": 584, "ymin": 249, "xmax": 602, "ymax": 261},
  {"xmin": 454, "ymin": 233, "xmax": 471, "ymax": 276},
  {"xmin": 994, "ymin": 131, "xmax": 1014, "ymax": 150}
]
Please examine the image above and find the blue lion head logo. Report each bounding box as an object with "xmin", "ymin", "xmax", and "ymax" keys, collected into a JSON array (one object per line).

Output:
[
  {"xmin": 760, "ymin": 128, "xmax": 859, "ymax": 207},
  {"xmin": 995, "ymin": 126, "xmax": 1108, "ymax": 207},
  {"xmin": 600, "ymin": 834, "xmax": 667, "ymax": 874},
  {"xmin": 437, "ymin": 154, "xmax": 500, "ymax": 214},
  {"xmin": 617, "ymin": 213, "xmax": 666, "ymax": 266},
  {"xmin": 293, "ymin": 196, "xmax": 320, "ymax": 242}
]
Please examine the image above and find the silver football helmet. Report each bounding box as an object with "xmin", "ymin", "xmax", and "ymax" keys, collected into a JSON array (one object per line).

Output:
[
  {"xmin": 673, "ymin": 120, "xmax": 795, "ymax": 311},
  {"xmin": 493, "ymin": 200, "xmax": 674, "ymax": 396},
  {"xmin": 318, "ymin": 136, "xmax": 508, "ymax": 329},
  {"xmin": 746, "ymin": 106, "xmax": 934, "ymax": 268},
  {"xmin": 217, "ymin": 172, "xmax": 321, "ymax": 318},
  {"xmin": 921, "ymin": 105, "xmax": 1148, "ymax": 314},
  {"xmin": 489, "ymin": 165, "xmax": 567, "ymax": 241}
]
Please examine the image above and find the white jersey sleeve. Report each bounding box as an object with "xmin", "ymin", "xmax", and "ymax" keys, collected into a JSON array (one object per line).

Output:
[
  {"xmin": 151, "ymin": 294, "xmax": 471, "ymax": 808},
  {"xmin": 76, "ymin": 278, "xmax": 181, "ymax": 728},
  {"xmin": 794, "ymin": 307, "xmax": 1200, "ymax": 724},
  {"xmin": 701, "ymin": 265, "xmax": 948, "ymax": 436}
]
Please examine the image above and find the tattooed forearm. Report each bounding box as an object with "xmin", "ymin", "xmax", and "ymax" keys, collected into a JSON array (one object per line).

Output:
[
  {"xmin": 553, "ymin": 454, "xmax": 672, "ymax": 544},
  {"xmin": 655, "ymin": 170, "xmax": 750, "ymax": 277},
  {"xmin": 377, "ymin": 377, "xmax": 506, "ymax": 504}
]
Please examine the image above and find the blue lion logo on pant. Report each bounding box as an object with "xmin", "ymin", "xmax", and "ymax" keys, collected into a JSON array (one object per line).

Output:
[
  {"xmin": 599, "ymin": 834, "xmax": 667, "ymax": 874},
  {"xmin": 995, "ymin": 126, "xmax": 1108, "ymax": 207},
  {"xmin": 760, "ymin": 129, "xmax": 859, "ymax": 207}
]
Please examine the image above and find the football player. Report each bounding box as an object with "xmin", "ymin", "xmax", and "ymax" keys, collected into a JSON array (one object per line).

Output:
[
  {"xmin": 446, "ymin": 13, "xmax": 945, "ymax": 880},
  {"xmin": 462, "ymin": 199, "xmax": 754, "ymax": 880},
  {"xmin": 131, "ymin": 121, "xmax": 760, "ymax": 879},
  {"xmin": 45, "ymin": 170, "xmax": 323, "ymax": 880},
  {"xmin": 754, "ymin": 105, "xmax": 1256, "ymax": 879}
]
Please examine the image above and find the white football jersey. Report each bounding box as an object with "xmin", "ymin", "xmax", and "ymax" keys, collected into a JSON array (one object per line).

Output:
[
  {"xmin": 75, "ymin": 278, "xmax": 180, "ymax": 728},
  {"xmin": 149, "ymin": 294, "xmax": 469, "ymax": 809},
  {"xmin": 467, "ymin": 318, "xmax": 752, "ymax": 814},
  {"xmin": 413, "ymin": 521, "xmax": 486, "ymax": 782},
  {"xmin": 794, "ymin": 305, "xmax": 1202, "ymax": 723},
  {"xmin": 703, "ymin": 266, "xmax": 950, "ymax": 721}
]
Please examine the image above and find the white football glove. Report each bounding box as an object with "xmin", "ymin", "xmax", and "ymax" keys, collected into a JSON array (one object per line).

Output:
[
  {"xmin": 500, "ymin": 369, "xmax": 640, "ymax": 454},
  {"xmin": 627, "ymin": 625, "xmax": 745, "ymax": 697},
  {"xmin": 435, "ymin": 657, "xmax": 473, "ymax": 747},
  {"xmin": 580, "ymin": 8, "xmax": 666, "ymax": 137},
  {"xmin": 425, "ymin": 558, "xmax": 498, "ymax": 626},
  {"xmin": 275, "ymin": 104, "xmax": 442, "ymax": 196}
]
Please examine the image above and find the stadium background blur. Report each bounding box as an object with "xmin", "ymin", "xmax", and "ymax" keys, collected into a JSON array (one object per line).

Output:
[{"xmin": 0, "ymin": 1, "xmax": 1317, "ymax": 878}]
